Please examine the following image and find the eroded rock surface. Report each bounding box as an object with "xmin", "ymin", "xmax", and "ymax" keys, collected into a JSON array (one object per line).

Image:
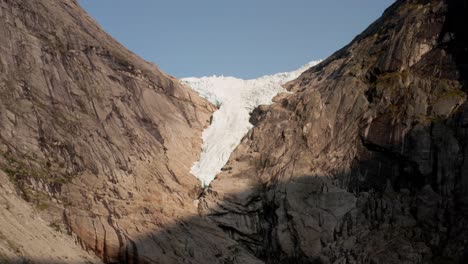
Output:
[
  {"xmin": 0, "ymin": 0, "xmax": 258, "ymax": 263},
  {"xmin": 0, "ymin": 170, "xmax": 103, "ymax": 264},
  {"xmin": 201, "ymin": 0, "xmax": 468, "ymax": 263},
  {"xmin": 2, "ymin": 0, "xmax": 468, "ymax": 263}
]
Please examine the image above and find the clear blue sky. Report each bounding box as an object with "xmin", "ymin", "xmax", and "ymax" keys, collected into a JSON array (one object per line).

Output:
[{"xmin": 79, "ymin": 0, "xmax": 394, "ymax": 79}]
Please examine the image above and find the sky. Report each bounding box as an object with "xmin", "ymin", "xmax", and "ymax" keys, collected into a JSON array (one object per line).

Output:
[{"xmin": 79, "ymin": 0, "xmax": 394, "ymax": 79}]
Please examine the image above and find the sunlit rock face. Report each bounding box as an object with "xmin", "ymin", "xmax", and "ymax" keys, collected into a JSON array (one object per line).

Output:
[{"xmin": 0, "ymin": 0, "xmax": 259, "ymax": 263}]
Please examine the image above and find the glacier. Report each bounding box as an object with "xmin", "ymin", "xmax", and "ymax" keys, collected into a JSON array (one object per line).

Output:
[{"xmin": 182, "ymin": 61, "xmax": 321, "ymax": 186}]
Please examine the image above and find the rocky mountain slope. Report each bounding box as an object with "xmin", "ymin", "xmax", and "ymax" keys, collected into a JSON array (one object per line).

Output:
[
  {"xmin": 0, "ymin": 170, "xmax": 102, "ymax": 264},
  {"xmin": 1, "ymin": 0, "xmax": 468, "ymax": 263},
  {"xmin": 0, "ymin": 0, "xmax": 259, "ymax": 263},
  {"xmin": 201, "ymin": 0, "xmax": 468, "ymax": 263}
]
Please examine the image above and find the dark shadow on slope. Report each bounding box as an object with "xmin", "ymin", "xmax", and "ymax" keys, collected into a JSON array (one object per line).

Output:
[
  {"xmin": 122, "ymin": 114, "xmax": 468, "ymax": 264},
  {"xmin": 3, "ymin": 110, "xmax": 468, "ymax": 264},
  {"xmin": 115, "ymin": 110, "xmax": 468, "ymax": 263},
  {"xmin": 200, "ymin": 110, "xmax": 468, "ymax": 264},
  {"xmin": 442, "ymin": 0, "xmax": 468, "ymax": 89}
]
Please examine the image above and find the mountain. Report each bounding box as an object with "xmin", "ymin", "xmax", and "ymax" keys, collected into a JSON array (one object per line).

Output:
[
  {"xmin": 1, "ymin": 0, "xmax": 468, "ymax": 263},
  {"xmin": 200, "ymin": 0, "xmax": 468, "ymax": 263},
  {"xmin": 0, "ymin": 0, "xmax": 257, "ymax": 263},
  {"xmin": 182, "ymin": 61, "xmax": 321, "ymax": 186}
]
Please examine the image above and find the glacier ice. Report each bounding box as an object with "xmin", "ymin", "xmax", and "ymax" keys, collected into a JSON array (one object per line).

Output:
[{"xmin": 182, "ymin": 61, "xmax": 321, "ymax": 186}]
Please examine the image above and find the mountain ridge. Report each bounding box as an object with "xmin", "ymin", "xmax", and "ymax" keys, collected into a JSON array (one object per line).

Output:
[{"xmin": 201, "ymin": 0, "xmax": 468, "ymax": 263}]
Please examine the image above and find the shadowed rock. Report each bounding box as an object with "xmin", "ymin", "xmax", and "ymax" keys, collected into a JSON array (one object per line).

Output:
[{"xmin": 202, "ymin": 0, "xmax": 468, "ymax": 263}]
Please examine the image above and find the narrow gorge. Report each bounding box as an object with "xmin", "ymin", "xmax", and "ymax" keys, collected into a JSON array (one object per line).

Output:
[{"xmin": 0, "ymin": 0, "xmax": 467, "ymax": 263}]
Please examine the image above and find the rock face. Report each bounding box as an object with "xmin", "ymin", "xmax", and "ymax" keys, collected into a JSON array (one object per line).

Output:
[
  {"xmin": 0, "ymin": 0, "xmax": 260, "ymax": 263},
  {"xmin": 201, "ymin": 0, "xmax": 468, "ymax": 263},
  {"xmin": 0, "ymin": 170, "xmax": 103, "ymax": 264},
  {"xmin": 2, "ymin": 0, "xmax": 468, "ymax": 263}
]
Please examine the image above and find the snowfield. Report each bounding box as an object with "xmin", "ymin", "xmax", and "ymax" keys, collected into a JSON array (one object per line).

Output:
[{"xmin": 182, "ymin": 60, "xmax": 321, "ymax": 186}]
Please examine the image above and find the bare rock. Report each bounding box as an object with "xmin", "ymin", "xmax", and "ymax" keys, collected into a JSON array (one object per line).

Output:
[
  {"xmin": 0, "ymin": 170, "xmax": 103, "ymax": 263},
  {"xmin": 202, "ymin": 0, "xmax": 468, "ymax": 263},
  {"xmin": 0, "ymin": 0, "xmax": 258, "ymax": 263}
]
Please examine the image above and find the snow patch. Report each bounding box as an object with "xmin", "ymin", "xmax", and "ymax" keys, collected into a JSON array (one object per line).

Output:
[{"xmin": 183, "ymin": 61, "xmax": 321, "ymax": 186}]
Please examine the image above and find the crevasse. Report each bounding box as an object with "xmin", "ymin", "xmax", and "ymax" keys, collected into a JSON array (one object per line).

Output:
[{"xmin": 182, "ymin": 61, "xmax": 321, "ymax": 186}]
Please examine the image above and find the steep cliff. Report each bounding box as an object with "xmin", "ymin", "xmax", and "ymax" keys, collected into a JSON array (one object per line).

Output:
[
  {"xmin": 0, "ymin": 0, "xmax": 259, "ymax": 263},
  {"xmin": 2, "ymin": 0, "xmax": 468, "ymax": 263},
  {"xmin": 201, "ymin": 0, "xmax": 468, "ymax": 263}
]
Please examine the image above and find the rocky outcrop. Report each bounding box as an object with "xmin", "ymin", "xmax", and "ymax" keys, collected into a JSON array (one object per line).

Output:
[
  {"xmin": 201, "ymin": 0, "xmax": 468, "ymax": 263},
  {"xmin": 0, "ymin": 0, "xmax": 259, "ymax": 263},
  {"xmin": 0, "ymin": 170, "xmax": 102, "ymax": 264}
]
